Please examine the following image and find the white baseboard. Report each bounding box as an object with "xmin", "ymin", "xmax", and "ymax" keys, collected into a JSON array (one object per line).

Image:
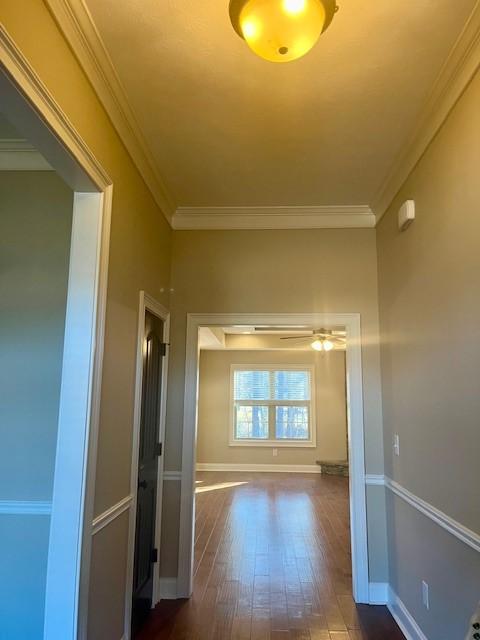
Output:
[
  {"xmin": 388, "ymin": 586, "xmax": 428, "ymax": 640},
  {"xmin": 159, "ymin": 577, "xmax": 178, "ymax": 600},
  {"xmin": 196, "ymin": 463, "xmax": 322, "ymax": 474},
  {"xmin": 368, "ymin": 582, "xmax": 389, "ymax": 605}
]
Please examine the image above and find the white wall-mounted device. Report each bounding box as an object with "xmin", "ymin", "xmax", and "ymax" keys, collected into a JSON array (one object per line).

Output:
[{"xmin": 398, "ymin": 199, "xmax": 415, "ymax": 231}]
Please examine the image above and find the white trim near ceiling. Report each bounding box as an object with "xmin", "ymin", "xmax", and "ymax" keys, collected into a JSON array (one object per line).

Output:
[
  {"xmin": 0, "ymin": 25, "xmax": 110, "ymax": 190},
  {"xmin": 0, "ymin": 500, "xmax": 52, "ymax": 515},
  {"xmin": 43, "ymin": 0, "xmax": 480, "ymax": 230},
  {"xmin": 172, "ymin": 205, "xmax": 375, "ymax": 230},
  {"xmin": 0, "ymin": 139, "xmax": 53, "ymax": 170},
  {"xmin": 91, "ymin": 495, "xmax": 133, "ymax": 536},
  {"xmin": 44, "ymin": 0, "xmax": 175, "ymax": 222},
  {"xmin": 373, "ymin": 1, "xmax": 480, "ymax": 222}
]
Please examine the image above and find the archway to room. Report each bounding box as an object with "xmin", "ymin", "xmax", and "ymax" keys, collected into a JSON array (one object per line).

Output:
[
  {"xmin": 194, "ymin": 322, "xmax": 353, "ymax": 635},
  {"xmin": 178, "ymin": 314, "xmax": 369, "ymax": 605}
]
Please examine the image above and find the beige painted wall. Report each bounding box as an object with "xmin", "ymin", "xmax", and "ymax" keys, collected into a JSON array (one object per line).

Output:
[
  {"xmin": 0, "ymin": 171, "xmax": 72, "ymax": 501},
  {"xmin": 0, "ymin": 171, "xmax": 72, "ymax": 639},
  {"xmin": 3, "ymin": 0, "xmax": 388, "ymax": 621},
  {"xmin": 377, "ymin": 67, "xmax": 480, "ymax": 637},
  {"xmin": 197, "ymin": 349, "xmax": 347, "ymax": 465},
  {"xmin": 1, "ymin": 3, "xmax": 172, "ymax": 637},
  {"xmin": 164, "ymin": 228, "xmax": 387, "ymax": 581}
]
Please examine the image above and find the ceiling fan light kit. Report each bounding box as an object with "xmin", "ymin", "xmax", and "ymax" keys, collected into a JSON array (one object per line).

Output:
[
  {"xmin": 311, "ymin": 338, "xmax": 334, "ymax": 351},
  {"xmin": 229, "ymin": 0, "xmax": 338, "ymax": 63},
  {"xmin": 279, "ymin": 329, "xmax": 345, "ymax": 351}
]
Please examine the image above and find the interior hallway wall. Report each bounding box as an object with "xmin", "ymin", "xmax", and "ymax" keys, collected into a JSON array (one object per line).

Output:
[
  {"xmin": 163, "ymin": 228, "xmax": 388, "ymax": 584},
  {"xmin": 197, "ymin": 349, "xmax": 347, "ymax": 466},
  {"xmin": 2, "ymin": 3, "xmax": 173, "ymax": 637},
  {"xmin": 0, "ymin": 171, "xmax": 72, "ymax": 639},
  {"xmin": 377, "ymin": 66, "xmax": 480, "ymax": 637}
]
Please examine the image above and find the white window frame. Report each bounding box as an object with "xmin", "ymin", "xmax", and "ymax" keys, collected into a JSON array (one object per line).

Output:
[{"xmin": 229, "ymin": 364, "xmax": 316, "ymax": 448}]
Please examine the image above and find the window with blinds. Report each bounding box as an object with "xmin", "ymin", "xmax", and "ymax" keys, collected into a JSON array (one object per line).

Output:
[{"xmin": 230, "ymin": 366, "xmax": 315, "ymax": 445}]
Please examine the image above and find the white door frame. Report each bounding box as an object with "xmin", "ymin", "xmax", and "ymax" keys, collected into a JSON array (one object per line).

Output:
[
  {"xmin": 124, "ymin": 291, "xmax": 170, "ymax": 640},
  {"xmin": 177, "ymin": 313, "xmax": 370, "ymax": 604},
  {"xmin": 1, "ymin": 26, "xmax": 112, "ymax": 640}
]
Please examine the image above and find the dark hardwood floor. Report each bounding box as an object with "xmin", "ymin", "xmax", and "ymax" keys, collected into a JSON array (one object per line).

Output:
[{"xmin": 137, "ymin": 472, "xmax": 404, "ymax": 640}]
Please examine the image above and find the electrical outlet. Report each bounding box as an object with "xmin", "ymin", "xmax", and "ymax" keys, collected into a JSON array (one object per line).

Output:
[
  {"xmin": 393, "ymin": 434, "xmax": 400, "ymax": 457},
  {"xmin": 272, "ymin": 448, "xmax": 278, "ymax": 457},
  {"xmin": 422, "ymin": 580, "xmax": 429, "ymax": 610},
  {"xmin": 465, "ymin": 601, "xmax": 480, "ymax": 640}
]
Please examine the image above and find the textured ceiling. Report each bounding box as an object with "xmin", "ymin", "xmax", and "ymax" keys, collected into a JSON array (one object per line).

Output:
[{"xmin": 86, "ymin": 0, "xmax": 476, "ymax": 209}]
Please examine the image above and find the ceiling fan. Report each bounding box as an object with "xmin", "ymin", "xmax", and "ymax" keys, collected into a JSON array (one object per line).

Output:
[{"xmin": 279, "ymin": 328, "xmax": 346, "ymax": 351}]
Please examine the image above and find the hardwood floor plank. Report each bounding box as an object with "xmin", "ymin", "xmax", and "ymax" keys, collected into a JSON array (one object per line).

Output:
[{"xmin": 138, "ymin": 473, "xmax": 404, "ymax": 640}]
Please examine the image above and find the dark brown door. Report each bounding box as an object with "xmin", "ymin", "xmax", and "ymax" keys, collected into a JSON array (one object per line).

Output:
[{"xmin": 132, "ymin": 310, "xmax": 165, "ymax": 635}]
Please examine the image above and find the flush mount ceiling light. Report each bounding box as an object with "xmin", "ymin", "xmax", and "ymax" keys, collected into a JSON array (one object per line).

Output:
[{"xmin": 229, "ymin": 0, "xmax": 338, "ymax": 63}]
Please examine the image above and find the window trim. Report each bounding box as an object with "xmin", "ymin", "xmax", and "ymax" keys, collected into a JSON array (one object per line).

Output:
[{"xmin": 229, "ymin": 364, "xmax": 317, "ymax": 448}]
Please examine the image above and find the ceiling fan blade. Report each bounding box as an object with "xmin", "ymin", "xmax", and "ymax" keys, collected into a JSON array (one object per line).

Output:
[{"xmin": 279, "ymin": 335, "xmax": 312, "ymax": 340}]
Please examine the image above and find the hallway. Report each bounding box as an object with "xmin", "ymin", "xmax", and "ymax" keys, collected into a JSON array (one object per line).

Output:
[{"xmin": 137, "ymin": 473, "xmax": 403, "ymax": 639}]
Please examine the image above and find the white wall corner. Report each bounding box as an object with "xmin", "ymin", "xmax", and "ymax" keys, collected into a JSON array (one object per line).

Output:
[
  {"xmin": 388, "ymin": 586, "xmax": 428, "ymax": 640},
  {"xmin": 158, "ymin": 577, "xmax": 178, "ymax": 600},
  {"xmin": 368, "ymin": 582, "xmax": 389, "ymax": 605}
]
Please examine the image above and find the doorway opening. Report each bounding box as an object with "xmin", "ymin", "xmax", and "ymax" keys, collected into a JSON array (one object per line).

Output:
[
  {"xmin": 192, "ymin": 323, "xmax": 354, "ymax": 626},
  {"xmin": 1, "ymin": 40, "xmax": 111, "ymax": 640},
  {"xmin": 125, "ymin": 292, "xmax": 170, "ymax": 639},
  {"xmin": 177, "ymin": 313, "xmax": 369, "ymax": 610}
]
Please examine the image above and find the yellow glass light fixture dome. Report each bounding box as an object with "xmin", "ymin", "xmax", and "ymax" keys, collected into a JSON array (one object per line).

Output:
[{"xmin": 229, "ymin": 0, "xmax": 338, "ymax": 63}]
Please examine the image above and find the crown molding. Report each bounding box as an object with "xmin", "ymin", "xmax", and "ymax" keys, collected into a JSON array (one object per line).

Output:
[
  {"xmin": 172, "ymin": 205, "xmax": 375, "ymax": 230},
  {"xmin": 0, "ymin": 24, "xmax": 111, "ymax": 190},
  {"xmin": 44, "ymin": 0, "xmax": 175, "ymax": 222},
  {"xmin": 43, "ymin": 0, "xmax": 480, "ymax": 230},
  {"xmin": 0, "ymin": 139, "xmax": 53, "ymax": 170},
  {"xmin": 373, "ymin": 1, "xmax": 480, "ymax": 223}
]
